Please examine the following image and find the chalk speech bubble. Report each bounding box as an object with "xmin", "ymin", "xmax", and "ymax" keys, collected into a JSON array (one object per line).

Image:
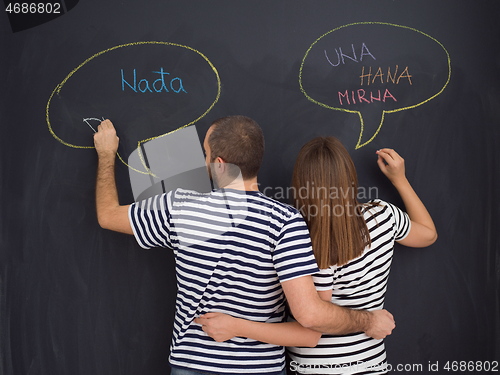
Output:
[
  {"xmin": 46, "ymin": 41, "xmax": 220, "ymax": 173},
  {"xmin": 299, "ymin": 22, "xmax": 451, "ymax": 149}
]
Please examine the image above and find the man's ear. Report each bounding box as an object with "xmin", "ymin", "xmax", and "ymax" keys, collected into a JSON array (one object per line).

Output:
[
  {"xmin": 215, "ymin": 157, "xmax": 226, "ymax": 171},
  {"xmin": 209, "ymin": 157, "xmax": 225, "ymax": 180}
]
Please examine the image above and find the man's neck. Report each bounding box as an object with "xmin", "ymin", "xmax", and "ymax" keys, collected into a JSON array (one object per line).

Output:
[{"xmin": 222, "ymin": 177, "xmax": 259, "ymax": 192}]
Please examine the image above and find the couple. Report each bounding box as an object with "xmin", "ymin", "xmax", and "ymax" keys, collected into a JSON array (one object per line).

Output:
[{"xmin": 94, "ymin": 115, "xmax": 437, "ymax": 375}]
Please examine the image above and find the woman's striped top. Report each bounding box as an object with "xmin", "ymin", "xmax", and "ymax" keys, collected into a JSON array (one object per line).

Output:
[{"xmin": 288, "ymin": 200, "xmax": 411, "ymax": 374}]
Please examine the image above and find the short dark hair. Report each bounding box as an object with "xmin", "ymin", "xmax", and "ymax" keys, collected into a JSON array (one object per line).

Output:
[{"xmin": 208, "ymin": 115, "xmax": 264, "ymax": 180}]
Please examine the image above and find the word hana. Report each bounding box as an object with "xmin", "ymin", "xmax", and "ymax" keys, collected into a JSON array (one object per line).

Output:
[
  {"xmin": 360, "ymin": 65, "xmax": 412, "ymax": 85},
  {"xmin": 121, "ymin": 68, "xmax": 187, "ymax": 93}
]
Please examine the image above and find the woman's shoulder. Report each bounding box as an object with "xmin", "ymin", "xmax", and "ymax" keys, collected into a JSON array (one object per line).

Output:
[
  {"xmin": 362, "ymin": 199, "xmax": 410, "ymax": 231},
  {"xmin": 362, "ymin": 198, "xmax": 388, "ymax": 212},
  {"xmin": 362, "ymin": 199, "xmax": 404, "ymax": 220}
]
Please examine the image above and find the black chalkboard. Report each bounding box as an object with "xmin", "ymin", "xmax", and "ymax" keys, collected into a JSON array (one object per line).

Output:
[{"xmin": 1, "ymin": 1, "xmax": 499, "ymax": 374}]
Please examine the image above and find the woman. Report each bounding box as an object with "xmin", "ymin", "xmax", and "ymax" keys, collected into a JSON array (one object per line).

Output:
[{"xmin": 195, "ymin": 137, "xmax": 437, "ymax": 374}]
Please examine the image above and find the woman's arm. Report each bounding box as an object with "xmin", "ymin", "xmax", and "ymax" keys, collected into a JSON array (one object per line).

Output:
[
  {"xmin": 376, "ymin": 148, "xmax": 438, "ymax": 247},
  {"xmin": 194, "ymin": 290, "xmax": 332, "ymax": 347},
  {"xmin": 195, "ymin": 314, "xmax": 321, "ymax": 347}
]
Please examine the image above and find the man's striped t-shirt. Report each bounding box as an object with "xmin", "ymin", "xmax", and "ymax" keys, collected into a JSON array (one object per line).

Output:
[
  {"xmin": 288, "ymin": 200, "xmax": 411, "ymax": 374},
  {"xmin": 129, "ymin": 188, "xmax": 319, "ymax": 374}
]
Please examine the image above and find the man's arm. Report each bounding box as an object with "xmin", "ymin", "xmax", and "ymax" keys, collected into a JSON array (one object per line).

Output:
[
  {"xmin": 282, "ymin": 275, "xmax": 395, "ymax": 340},
  {"xmin": 94, "ymin": 120, "xmax": 132, "ymax": 234},
  {"xmin": 195, "ymin": 276, "xmax": 393, "ymax": 342}
]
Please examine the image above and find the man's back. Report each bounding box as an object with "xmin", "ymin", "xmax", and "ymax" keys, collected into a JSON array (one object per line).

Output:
[{"xmin": 129, "ymin": 188, "xmax": 318, "ymax": 373}]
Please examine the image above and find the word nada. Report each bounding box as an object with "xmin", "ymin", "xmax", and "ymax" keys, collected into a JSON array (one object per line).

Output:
[{"xmin": 121, "ymin": 68, "xmax": 187, "ymax": 93}]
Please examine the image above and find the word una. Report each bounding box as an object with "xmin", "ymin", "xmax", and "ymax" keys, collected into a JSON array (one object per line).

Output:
[
  {"xmin": 325, "ymin": 43, "xmax": 376, "ymax": 66},
  {"xmin": 338, "ymin": 89, "xmax": 397, "ymax": 105},
  {"xmin": 360, "ymin": 65, "xmax": 413, "ymax": 85},
  {"xmin": 121, "ymin": 68, "xmax": 187, "ymax": 93}
]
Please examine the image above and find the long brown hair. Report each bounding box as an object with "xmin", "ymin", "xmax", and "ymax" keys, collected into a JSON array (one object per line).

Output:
[{"xmin": 292, "ymin": 137, "xmax": 371, "ymax": 267}]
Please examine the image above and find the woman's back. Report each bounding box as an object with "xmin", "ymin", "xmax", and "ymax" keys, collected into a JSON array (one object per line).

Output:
[{"xmin": 288, "ymin": 200, "xmax": 411, "ymax": 374}]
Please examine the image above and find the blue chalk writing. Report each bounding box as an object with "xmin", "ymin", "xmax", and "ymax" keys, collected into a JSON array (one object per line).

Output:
[{"xmin": 121, "ymin": 68, "xmax": 187, "ymax": 93}]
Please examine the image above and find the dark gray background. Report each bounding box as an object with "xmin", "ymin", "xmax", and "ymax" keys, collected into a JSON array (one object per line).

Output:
[{"xmin": 1, "ymin": 1, "xmax": 499, "ymax": 374}]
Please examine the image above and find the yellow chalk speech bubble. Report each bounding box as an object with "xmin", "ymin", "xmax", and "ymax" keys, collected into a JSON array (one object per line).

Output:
[
  {"xmin": 299, "ymin": 22, "xmax": 451, "ymax": 149},
  {"xmin": 45, "ymin": 41, "xmax": 221, "ymax": 174}
]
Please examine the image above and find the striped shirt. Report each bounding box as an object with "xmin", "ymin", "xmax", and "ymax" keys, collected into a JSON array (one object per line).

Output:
[
  {"xmin": 288, "ymin": 200, "xmax": 411, "ymax": 374},
  {"xmin": 129, "ymin": 188, "xmax": 319, "ymax": 374}
]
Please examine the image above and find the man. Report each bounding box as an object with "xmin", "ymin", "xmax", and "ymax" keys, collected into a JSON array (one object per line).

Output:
[{"xmin": 94, "ymin": 116, "xmax": 395, "ymax": 375}]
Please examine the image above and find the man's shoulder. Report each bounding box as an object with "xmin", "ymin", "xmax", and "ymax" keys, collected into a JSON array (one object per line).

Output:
[
  {"xmin": 170, "ymin": 188, "xmax": 303, "ymax": 220},
  {"xmin": 172, "ymin": 187, "xmax": 208, "ymax": 197},
  {"xmin": 251, "ymin": 192, "xmax": 302, "ymax": 221}
]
